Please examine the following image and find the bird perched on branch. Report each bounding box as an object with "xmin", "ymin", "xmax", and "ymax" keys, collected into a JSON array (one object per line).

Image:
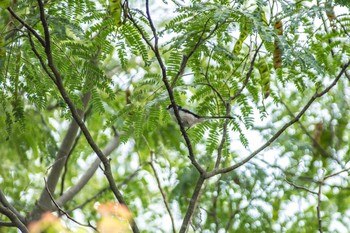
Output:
[{"xmin": 166, "ymin": 104, "xmax": 233, "ymax": 128}]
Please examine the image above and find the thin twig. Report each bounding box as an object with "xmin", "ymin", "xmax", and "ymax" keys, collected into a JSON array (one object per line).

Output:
[
  {"xmin": 66, "ymin": 166, "xmax": 142, "ymax": 214},
  {"xmin": 59, "ymin": 130, "xmax": 82, "ymax": 195},
  {"xmin": 145, "ymin": 0, "xmax": 158, "ymax": 49},
  {"xmin": 66, "ymin": 187, "xmax": 108, "ymax": 215},
  {"xmin": 44, "ymin": 178, "xmax": 98, "ymax": 231},
  {"xmin": 253, "ymin": 159, "xmax": 350, "ymax": 191},
  {"xmin": 284, "ymin": 179, "xmax": 318, "ymax": 195},
  {"xmin": 207, "ymin": 60, "xmax": 350, "ymax": 178},
  {"xmin": 149, "ymin": 156, "xmax": 177, "ymax": 233},
  {"xmin": 60, "ymin": 106, "xmax": 92, "ymax": 195},
  {"xmin": 324, "ymin": 167, "xmax": 350, "ymax": 180},
  {"xmin": 127, "ymin": 12, "xmax": 155, "ymax": 52},
  {"xmin": 201, "ymin": 47, "xmax": 226, "ymax": 105},
  {"xmin": 215, "ymin": 103, "xmax": 231, "ymax": 169},
  {"xmin": 171, "ymin": 19, "xmax": 221, "ymax": 88},
  {"xmin": 230, "ymin": 42, "xmax": 263, "ymax": 101},
  {"xmin": 27, "ymin": 32, "xmax": 57, "ymax": 84},
  {"xmin": 142, "ymin": 136, "xmax": 176, "ymax": 233},
  {"xmin": 317, "ymin": 176, "xmax": 323, "ymax": 233},
  {"xmin": 279, "ymin": 99, "xmax": 345, "ymax": 168}
]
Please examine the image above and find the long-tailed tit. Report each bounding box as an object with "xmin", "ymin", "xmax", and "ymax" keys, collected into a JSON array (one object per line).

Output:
[{"xmin": 166, "ymin": 104, "xmax": 233, "ymax": 128}]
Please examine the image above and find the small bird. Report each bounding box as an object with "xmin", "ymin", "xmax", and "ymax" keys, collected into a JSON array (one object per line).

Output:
[{"xmin": 166, "ymin": 104, "xmax": 233, "ymax": 128}]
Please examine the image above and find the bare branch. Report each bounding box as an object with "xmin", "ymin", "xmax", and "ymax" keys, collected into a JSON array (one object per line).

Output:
[
  {"xmin": 200, "ymin": 47, "xmax": 226, "ymax": 105},
  {"xmin": 44, "ymin": 179, "xmax": 98, "ymax": 231},
  {"xmin": 142, "ymin": 135, "xmax": 176, "ymax": 233},
  {"xmin": 27, "ymin": 32, "xmax": 56, "ymax": 84},
  {"xmin": 126, "ymin": 12, "xmax": 155, "ymax": 52},
  {"xmin": 0, "ymin": 190, "xmax": 25, "ymax": 223},
  {"xmin": 324, "ymin": 167, "xmax": 350, "ymax": 181},
  {"xmin": 0, "ymin": 206, "xmax": 28, "ymax": 233},
  {"xmin": 284, "ymin": 179, "xmax": 318, "ymax": 195},
  {"xmin": 145, "ymin": 0, "xmax": 158, "ymax": 49},
  {"xmin": 149, "ymin": 157, "xmax": 176, "ymax": 233},
  {"xmin": 279, "ymin": 99, "xmax": 345, "ymax": 168},
  {"xmin": 60, "ymin": 129, "xmax": 83, "ymax": 195},
  {"xmin": 33, "ymin": 3, "xmax": 135, "ymax": 228},
  {"xmin": 30, "ymin": 93, "xmax": 91, "ymax": 221},
  {"xmin": 317, "ymin": 178, "xmax": 323, "ymax": 233},
  {"xmin": 56, "ymin": 135, "xmax": 120, "ymax": 206},
  {"xmin": 179, "ymin": 176, "xmax": 205, "ymax": 233},
  {"xmin": 67, "ymin": 166, "xmax": 143, "ymax": 214}
]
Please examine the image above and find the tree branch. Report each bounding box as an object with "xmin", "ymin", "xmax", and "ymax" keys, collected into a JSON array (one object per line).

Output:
[
  {"xmin": 56, "ymin": 135, "xmax": 120, "ymax": 207},
  {"xmin": 149, "ymin": 157, "xmax": 176, "ymax": 233},
  {"xmin": 0, "ymin": 190, "xmax": 25, "ymax": 223},
  {"xmin": 317, "ymin": 177, "xmax": 323, "ymax": 233},
  {"xmin": 30, "ymin": 93, "xmax": 91, "ymax": 222},
  {"xmin": 44, "ymin": 179, "xmax": 98, "ymax": 231},
  {"xmin": 179, "ymin": 175, "xmax": 205, "ymax": 233},
  {"xmin": 60, "ymin": 129, "xmax": 83, "ymax": 196},
  {"xmin": 7, "ymin": 7, "xmax": 46, "ymax": 47},
  {"xmin": 8, "ymin": 2, "xmax": 140, "ymax": 232},
  {"xmin": 214, "ymin": 103, "xmax": 231, "ymax": 169},
  {"xmin": 142, "ymin": 135, "xmax": 176, "ymax": 233},
  {"xmin": 284, "ymin": 179, "xmax": 318, "ymax": 195},
  {"xmin": 324, "ymin": 167, "xmax": 350, "ymax": 181},
  {"xmin": 67, "ymin": 166, "xmax": 143, "ymax": 214},
  {"xmin": 171, "ymin": 19, "xmax": 221, "ymax": 88},
  {"xmin": 0, "ymin": 206, "xmax": 28, "ymax": 233},
  {"xmin": 207, "ymin": 60, "xmax": 350, "ymax": 178},
  {"xmin": 230, "ymin": 42, "xmax": 263, "ymax": 101},
  {"xmin": 128, "ymin": 0, "xmax": 206, "ymax": 175},
  {"xmin": 280, "ymin": 99, "xmax": 345, "ymax": 168},
  {"xmin": 34, "ymin": 4, "xmax": 135, "ymax": 227}
]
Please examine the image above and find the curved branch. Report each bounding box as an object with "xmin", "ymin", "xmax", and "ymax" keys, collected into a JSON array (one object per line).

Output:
[
  {"xmin": 56, "ymin": 135, "xmax": 120, "ymax": 206},
  {"xmin": 208, "ymin": 60, "xmax": 350, "ymax": 177},
  {"xmin": 280, "ymin": 99, "xmax": 345, "ymax": 168},
  {"xmin": 7, "ymin": 7, "xmax": 45, "ymax": 47},
  {"xmin": 44, "ymin": 179, "xmax": 97, "ymax": 231},
  {"xmin": 0, "ymin": 190, "xmax": 25, "ymax": 223},
  {"xmin": 0, "ymin": 206, "xmax": 28, "ymax": 233}
]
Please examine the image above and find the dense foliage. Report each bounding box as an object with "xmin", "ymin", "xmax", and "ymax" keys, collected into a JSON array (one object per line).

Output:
[{"xmin": 1, "ymin": 0, "xmax": 350, "ymax": 232}]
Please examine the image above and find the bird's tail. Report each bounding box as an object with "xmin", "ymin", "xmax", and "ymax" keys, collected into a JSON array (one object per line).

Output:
[{"xmin": 201, "ymin": 116, "xmax": 234, "ymax": 120}]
